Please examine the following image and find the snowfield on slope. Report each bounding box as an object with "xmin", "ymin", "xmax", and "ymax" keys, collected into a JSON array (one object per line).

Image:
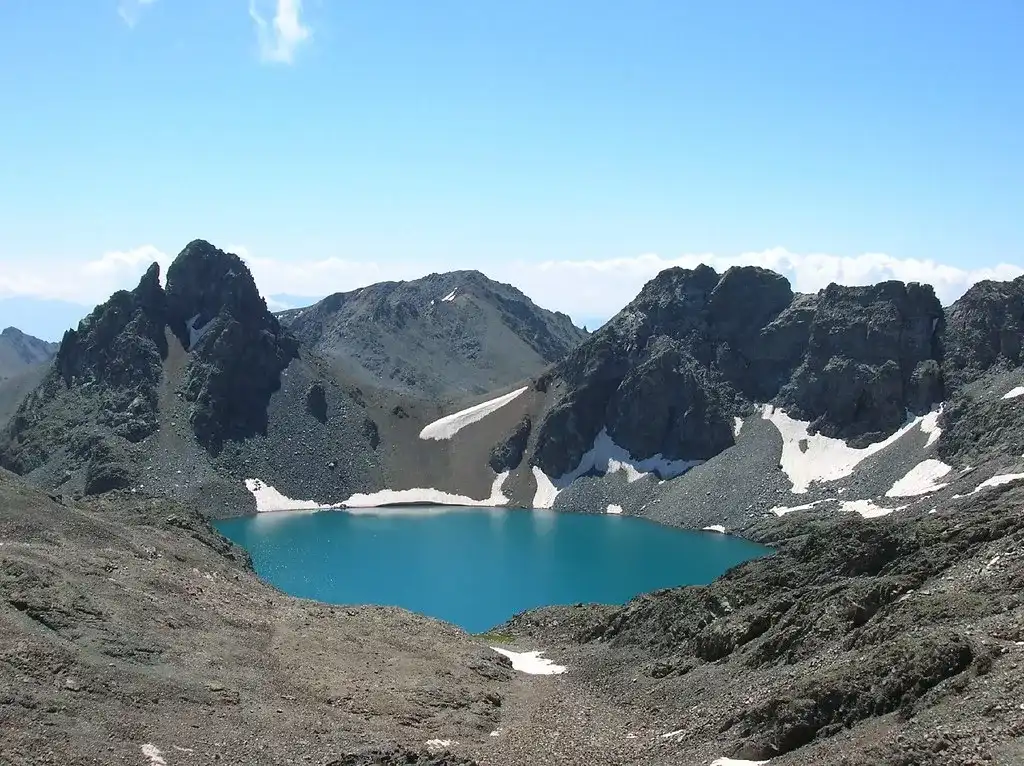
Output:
[
  {"xmin": 763, "ymin": 405, "xmax": 931, "ymax": 494},
  {"xmin": 886, "ymin": 459, "xmax": 953, "ymax": 497},
  {"xmin": 419, "ymin": 387, "xmax": 528, "ymax": 441},
  {"xmin": 531, "ymin": 428, "xmax": 702, "ymax": 508}
]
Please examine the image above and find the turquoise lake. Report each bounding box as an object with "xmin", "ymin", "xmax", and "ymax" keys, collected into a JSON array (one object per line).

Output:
[{"xmin": 214, "ymin": 507, "xmax": 771, "ymax": 633}]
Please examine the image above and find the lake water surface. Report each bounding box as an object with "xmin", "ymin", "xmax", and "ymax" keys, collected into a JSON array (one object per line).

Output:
[{"xmin": 214, "ymin": 507, "xmax": 771, "ymax": 633}]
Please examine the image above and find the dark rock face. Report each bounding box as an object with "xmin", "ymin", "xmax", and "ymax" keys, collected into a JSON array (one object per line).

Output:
[
  {"xmin": 362, "ymin": 416, "xmax": 381, "ymax": 449},
  {"xmin": 942, "ymin": 276, "xmax": 1024, "ymax": 389},
  {"xmin": 530, "ymin": 267, "xmax": 946, "ymax": 476},
  {"xmin": 489, "ymin": 415, "xmax": 532, "ymax": 472},
  {"xmin": 82, "ymin": 436, "xmax": 139, "ymax": 495},
  {"xmin": 0, "ymin": 267, "xmax": 168, "ymax": 474},
  {"xmin": 777, "ymin": 281, "xmax": 944, "ymax": 446},
  {"xmin": 306, "ymin": 382, "xmax": 328, "ymax": 423},
  {"xmin": 165, "ymin": 241, "xmax": 299, "ymax": 453},
  {"xmin": 278, "ymin": 270, "xmax": 587, "ymax": 397}
]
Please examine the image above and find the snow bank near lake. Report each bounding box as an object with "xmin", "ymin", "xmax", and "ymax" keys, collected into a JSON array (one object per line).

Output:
[
  {"xmin": 703, "ymin": 525, "xmax": 727, "ymax": 533},
  {"xmin": 248, "ymin": 472, "xmax": 510, "ymax": 513},
  {"xmin": 532, "ymin": 467, "xmax": 559, "ymax": 509},
  {"xmin": 419, "ymin": 387, "xmax": 528, "ymax": 441},
  {"xmin": 763, "ymin": 405, "xmax": 924, "ymax": 494},
  {"xmin": 886, "ymin": 459, "xmax": 952, "ymax": 498},
  {"xmin": 606, "ymin": 504, "xmax": 623, "ymax": 515},
  {"xmin": 531, "ymin": 428, "xmax": 702, "ymax": 508},
  {"xmin": 245, "ymin": 479, "xmax": 339, "ymax": 513},
  {"xmin": 491, "ymin": 647, "xmax": 566, "ymax": 675},
  {"xmin": 343, "ymin": 472, "xmax": 510, "ymax": 508}
]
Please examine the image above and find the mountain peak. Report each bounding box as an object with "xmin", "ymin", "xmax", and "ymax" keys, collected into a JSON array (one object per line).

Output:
[{"xmin": 165, "ymin": 241, "xmax": 268, "ymax": 343}]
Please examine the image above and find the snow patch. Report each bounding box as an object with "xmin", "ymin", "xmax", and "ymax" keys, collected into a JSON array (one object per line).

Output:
[
  {"xmin": 710, "ymin": 759, "xmax": 769, "ymax": 766},
  {"xmin": 919, "ymin": 407, "xmax": 942, "ymax": 448},
  {"xmin": 531, "ymin": 428, "xmax": 701, "ymax": 508},
  {"xmin": 1003, "ymin": 386, "xmax": 1024, "ymax": 400},
  {"xmin": 606, "ymin": 504, "xmax": 623, "ymax": 515},
  {"xmin": 703, "ymin": 525, "xmax": 727, "ymax": 533},
  {"xmin": 419, "ymin": 387, "xmax": 528, "ymax": 441},
  {"xmin": 425, "ymin": 740, "xmax": 455, "ymax": 754},
  {"xmin": 971, "ymin": 473, "xmax": 1024, "ymax": 495},
  {"xmin": 763, "ymin": 405, "xmax": 923, "ymax": 494},
  {"xmin": 886, "ymin": 459, "xmax": 953, "ymax": 498},
  {"xmin": 532, "ymin": 466, "xmax": 559, "ymax": 509},
  {"xmin": 733, "ymin": 417, "xmax": 744, "ymax": 437},
  {"xmin": 770, "ymin": 498, "xmax": 835, "ymax": 517},
  {"xmin": 141, "ymin": 745, "xmax": 167, "ymax": 766},
  {"xmin": 186, "ymin": 313, "xmax": 214, "ymax": 349},
  {"xmin": 491, "ymin": 647, "xmax": 566, "ymax": 675},
  {"xmin": 344, "ymin": 472, "xmax": 510, "ymax": 508},
  {"xmin": 660, "ymin": 729, "xmax": 685, "ymax": 740},
  {"xmin": 441, "ymin": 288, "xmax": 458, "ymax": 302},
  {"xmin": 245, "ymin": 479, "xmax": 336, "ymax": 513},
  {"xmin": 842, "ymin": 499, "xmax": 905, "ymax": 519}
]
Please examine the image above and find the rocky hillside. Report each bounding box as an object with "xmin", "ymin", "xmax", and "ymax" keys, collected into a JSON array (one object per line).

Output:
[
  {"xmin": 0, "ymin": 469, "xmax": 513, "ymax": 765},
  {"xmin": 0, "ymin": 326, "xmax": 57, "ymax": 379},
  {"xmin": 277, "ymin": 270, "xmax": 587, "ymax": 398}
]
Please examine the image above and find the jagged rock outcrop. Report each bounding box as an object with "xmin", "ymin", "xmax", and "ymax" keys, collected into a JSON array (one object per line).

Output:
[
  {"xmin": 0, "ymin": 266, "xmax": 168, "ymax": 474},
  {"xmin": 934, "ymin": 276, "xmax": 1024, "ymax": 464},
  {"xmin": 489, "ymin": 415, "xmax": 532, "ymax": 472},
  {"xmin": 165, "ymin": 241, "xmax": 299, "ymax": 453},
  {"xmin": 0, "ymin": 242, "xmax": 308, "ymax": 486},
  {"xmin": 776, "ymin": 281, "xmax": 944, "ymax": 446},
  {"xmin": 0, "ymin": 327, "xmax": 58, "ymax": 378},
  {"xmin": 942, "ymin": 276, "xmax": 1024, "ymax": 390},
  {"xmin": 278, "ymin": 270, "xmax": 587, "ymax": 397},
  {"xmin": 529, "ymin": 267, "xmax": 946, "ymax": 477}
]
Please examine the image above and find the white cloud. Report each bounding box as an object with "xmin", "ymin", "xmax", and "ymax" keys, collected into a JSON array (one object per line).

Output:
[
  {"xmin": 0, "ymin": 246, "xmax": 172, "ymax": 306},
  {"xmin": 249, "ymin": 0, "xmax": 311, "ymax": 64},
  {"xmin": 117, "ymin": 0, "xmax": 157, "ymax": 28},
  {"xmin": 0, "ymin": 246, "xmax": 1019, "ymax": 325}
]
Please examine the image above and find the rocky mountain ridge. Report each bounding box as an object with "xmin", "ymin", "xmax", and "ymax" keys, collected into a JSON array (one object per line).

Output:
[
  {"xmin": 278, "ymin": 269, "xmax": 587, "ymax": 398},
  {"xmin": 516, "ymin": 265, "xmax": 946, "ymax": 482},
  {"xmin": 0, "ymin": 326, "xmax": 57, "ymax": 379}
]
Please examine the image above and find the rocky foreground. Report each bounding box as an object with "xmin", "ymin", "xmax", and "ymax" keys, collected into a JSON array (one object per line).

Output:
[{"xmin": 3, "ymin": 464, "xmax": 1024, "ymax": 765}]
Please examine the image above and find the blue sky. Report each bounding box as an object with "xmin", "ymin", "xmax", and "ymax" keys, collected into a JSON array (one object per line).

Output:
[{"xmin": 1, "ymin": 1, "xmax": 1023, "ymax": 338}]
